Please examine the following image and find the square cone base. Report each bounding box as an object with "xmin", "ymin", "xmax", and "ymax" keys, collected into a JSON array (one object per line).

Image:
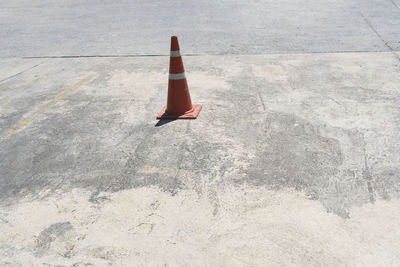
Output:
[{"xmin": 157, "ymin": 105, "xmax": 202, "ymax": 119}]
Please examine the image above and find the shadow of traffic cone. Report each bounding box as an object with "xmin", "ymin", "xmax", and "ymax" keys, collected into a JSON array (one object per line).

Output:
[{"xmin": 157, "ymin": 36, "xmax": 202, "ymax": 119}]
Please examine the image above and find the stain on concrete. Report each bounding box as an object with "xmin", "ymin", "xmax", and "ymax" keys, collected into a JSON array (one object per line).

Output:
[
  {"xmin": 1, "ymin": 55, "xmax": 400, "ymax": 220},
  {"xmin": 244, "ymin": 112, "xmax": 342, "ymax": 189},
  {"xmin": 34, "ymin": 222, "xmax": 73, "ymax": 256},
  {"xmin": 87, "ymin": 246, "xmax": 123, "ymax": 262},
  {"xmin": 71, "ymin": 263, "xmax": 94, "ymax": 267}
]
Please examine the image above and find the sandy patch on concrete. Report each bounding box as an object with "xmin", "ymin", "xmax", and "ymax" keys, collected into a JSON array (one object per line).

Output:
[{"xmin": 0, "ymin": 184, "xmax": 399, "ymax": 266}]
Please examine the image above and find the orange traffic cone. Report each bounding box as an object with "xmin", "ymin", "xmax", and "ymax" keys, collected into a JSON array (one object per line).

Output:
[{"xmin": 157, "ymin": 36, "xmax": 202, "ymax": 119}]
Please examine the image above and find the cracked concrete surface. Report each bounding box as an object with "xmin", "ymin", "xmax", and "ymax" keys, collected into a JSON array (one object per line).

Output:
[
  {"xmin": 1, "ymin": 52, "xmax": 400, "ymax": 265},
  {"xmin": 1, "ymin": 0, "xmax": 400, "ymax": 265}
]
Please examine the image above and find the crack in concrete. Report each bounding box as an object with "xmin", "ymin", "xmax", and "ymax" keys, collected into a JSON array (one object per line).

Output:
[
  {"xmin": 359, "ymin": 12, "xmax": 389, "ymax": 49},
  {"xmin": 15, "ymin": 49, "xmax": 400, "ymax": 60},
  {"xmin": 257, "ymin": 91, "xmax": 266, "ymax": 111},
  {"xmin": 359, "ymin": 12, "xmax": 400, "ymax": 62},
  {"xmin": 0, "ymin": 62, "xmax": 43, "ymax": 84},
  {"xmin": 362, "ymin": 134, "xmax": 375, "ymax": 204},
  {"xmin": 389, "ymin": 0, "xmax": 400, "ymax": 10},
  {"xmin": 22, "ymin": 54, "xmax": 201, "ymax": 59}
]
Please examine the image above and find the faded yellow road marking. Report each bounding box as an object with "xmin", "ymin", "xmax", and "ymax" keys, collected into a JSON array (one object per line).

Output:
[
  {"xmin": 7, "ymin": 73, "xmax": 96, "ymax": 135},
  {"xmin": 137, "ymin": 165, "xmax": 178, "ymax": 177}
]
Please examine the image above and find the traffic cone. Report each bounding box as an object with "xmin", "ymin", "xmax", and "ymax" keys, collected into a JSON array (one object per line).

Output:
[{"xmin": 157, "ymin": 36, "xmax": 202, "ymax": 119}]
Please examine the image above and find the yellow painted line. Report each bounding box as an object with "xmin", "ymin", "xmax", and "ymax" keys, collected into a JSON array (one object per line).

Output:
[
  {"xmin": 137, "ymin": 165, "xmax": 178, "ymax": 176},
  {"xmin": 7, "ymin": 73, "xmax": 96, "ymax": 135}
]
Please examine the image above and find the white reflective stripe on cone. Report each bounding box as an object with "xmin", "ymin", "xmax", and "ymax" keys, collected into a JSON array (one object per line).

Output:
[
  {"xmin": 170, "ymin": 50, "xmax": 181, "ymax": 57},
  {"xmin": 169, "ymin": 72, "xmax": 186, "ymax": 80}
]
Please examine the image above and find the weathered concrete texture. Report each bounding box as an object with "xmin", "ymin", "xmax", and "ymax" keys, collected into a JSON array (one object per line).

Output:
[
  {"xmin": 0, "ymin": 52, "xmax": 400, "ymax": 265},
  {"xmin": 2, "ymin": 0, "xmax": 400, "ymax": 265},
  {"xmin": 0, "ymin": 0, "xmax": 399, "ymax": 57},
  {"xmin": 1, "ymin": 187, "xmax": 400, "ymax": 266},
  {"xmin": 1, "ymin": 52, "xmax": 400, "ymax": 212}
]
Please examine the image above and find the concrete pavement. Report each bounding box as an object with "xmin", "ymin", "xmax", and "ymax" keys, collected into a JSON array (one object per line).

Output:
[
  {"xmin": 1, "ymin": 0, "xmax": 400, "ymax": 266},
  {"xmin": 1, "ymin": 52, "xmax": 400, "ymax": 265},
  {"xmin": 1, "ymin": 0, "xmax": 400, "ymax": 57}
]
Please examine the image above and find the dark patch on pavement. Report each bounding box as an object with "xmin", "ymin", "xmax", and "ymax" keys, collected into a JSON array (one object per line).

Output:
[{"xmin": 34, "ymin": 222, "xmax": 73, "ymax": 256}]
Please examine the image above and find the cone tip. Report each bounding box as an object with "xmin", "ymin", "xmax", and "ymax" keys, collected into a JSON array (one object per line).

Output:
[{"xmin": 170, "ymin": 36, "xmax": 180, "ymax": 51}]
